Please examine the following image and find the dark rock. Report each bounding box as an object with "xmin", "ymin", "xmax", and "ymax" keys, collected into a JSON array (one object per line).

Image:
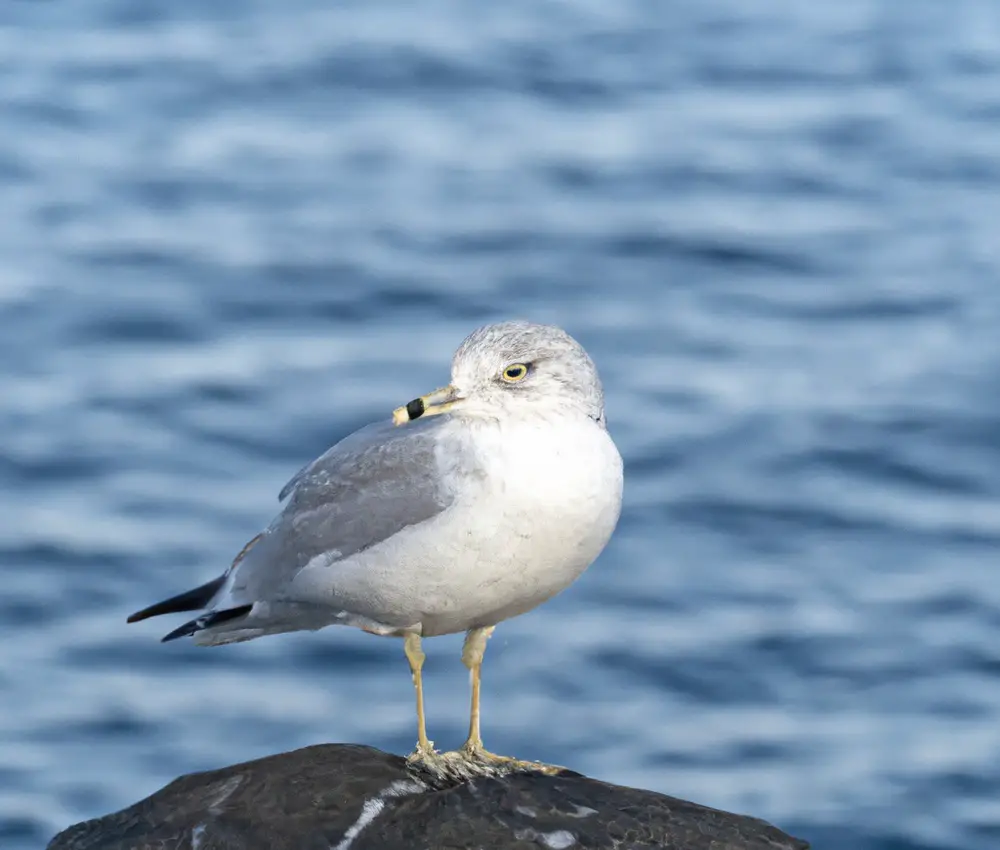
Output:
[{"xmin": 47, "ymin": 744, "xmax": 809, "ymax": 850}]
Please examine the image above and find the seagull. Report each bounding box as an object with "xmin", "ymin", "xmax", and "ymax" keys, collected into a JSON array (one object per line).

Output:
[{"xmin": 128, "ymin": 321, "xmax": 623, "ymax": 767}]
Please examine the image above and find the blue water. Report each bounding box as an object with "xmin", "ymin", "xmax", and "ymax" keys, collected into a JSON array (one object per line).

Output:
[{"xmin": 2, "ymin": 2, "xmax": 1000, "ymax": 848}]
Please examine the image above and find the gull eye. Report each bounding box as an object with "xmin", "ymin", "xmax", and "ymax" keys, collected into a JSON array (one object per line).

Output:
[{"xmin": 501, "ymin": 363, "xmax": 529, "ymax": 382}]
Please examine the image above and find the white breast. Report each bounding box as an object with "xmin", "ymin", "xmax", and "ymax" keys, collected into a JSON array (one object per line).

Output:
[
  {"xmin": 466, "ymin": 415, "xmax": 622, "ymax": 532},
  {"xmin": 415, "ymin": 414, "xmax": 624, "ymax": 634}
]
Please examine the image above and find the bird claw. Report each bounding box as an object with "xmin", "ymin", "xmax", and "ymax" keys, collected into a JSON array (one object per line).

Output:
[
  {"xmin": 405, "ymin": 744, "xmax": 564, "ymax": 785},
  {"xmin": 405, "ymin": 742, "xmax": 437, "ymax": 765},
  {"xmin": 460, "ymin": 744, "xmax": 566, "ymax": 775}
]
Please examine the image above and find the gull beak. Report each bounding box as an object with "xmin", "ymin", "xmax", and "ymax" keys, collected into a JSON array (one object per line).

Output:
[{"xmin": 393, "ymin": 384, "xmax": 463, "ymax": 426}]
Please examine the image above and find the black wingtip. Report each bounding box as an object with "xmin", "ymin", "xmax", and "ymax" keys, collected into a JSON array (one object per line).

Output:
[
  {"xmin": 160, "ymin": 604, "xmax": 254, "ymax": 643},
  {"xmin": 160, "ymin": 617, "xmax": 201, "ymax": 642},
  {"xmin": 127, "ymin": 574, "xmax": 227, "ymax": 624}
]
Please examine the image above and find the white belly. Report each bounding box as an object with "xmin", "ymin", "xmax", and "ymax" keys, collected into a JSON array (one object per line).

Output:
[{"xmin": 316, "ymin": 416, "xmax": 623, "ymax": 637}]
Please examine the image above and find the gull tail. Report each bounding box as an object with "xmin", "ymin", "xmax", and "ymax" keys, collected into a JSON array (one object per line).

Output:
[
  {"xmin": 160, "ymin": 605, "xmax": 254, "ymax": 643},
  {"xmin": 127, "ymin": 574, "xmax": 228, "ymax": 624}
]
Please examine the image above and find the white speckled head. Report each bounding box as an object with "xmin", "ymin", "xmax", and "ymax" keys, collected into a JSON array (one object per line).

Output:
[{"xmin": 448, "ymin": 321, "xmax": 605, "ymax": 423}]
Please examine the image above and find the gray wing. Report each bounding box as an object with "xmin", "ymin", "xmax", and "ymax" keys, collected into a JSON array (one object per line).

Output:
[
  {"xmin": 229, "ymin": 416, "xmax": 456, "ymax": 601},
  {"xmin": 277, "ymin": 420, "xmax": 406, "ymax": 502}
]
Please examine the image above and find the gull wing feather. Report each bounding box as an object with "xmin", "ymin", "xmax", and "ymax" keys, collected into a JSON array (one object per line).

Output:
[{"xmin": 228, "ymin": 415, "xmax": 455, "ymax": 603}]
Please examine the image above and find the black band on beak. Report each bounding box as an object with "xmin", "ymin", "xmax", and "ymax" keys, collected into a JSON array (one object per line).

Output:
[{"xmin": 405, "ymin": 398, "xmax": 425, "ymax": 421}]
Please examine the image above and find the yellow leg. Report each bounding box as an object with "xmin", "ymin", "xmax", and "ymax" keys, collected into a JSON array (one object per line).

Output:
[
  {"xmin": 460, "ymin": 626, "xmax": 494, "ymax": 754},
  {"xmin": 454, "ymin": 627, "xmax": 564, "ymax": 775},
  {"xmin": 403, "ymin": 633, "xmax": 433, "ymax": 756}
]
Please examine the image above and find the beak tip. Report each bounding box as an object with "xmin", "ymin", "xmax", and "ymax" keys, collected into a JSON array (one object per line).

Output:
[{"xmin": 394, "ymin": 386, "xmax": 453, "ymax": 426}]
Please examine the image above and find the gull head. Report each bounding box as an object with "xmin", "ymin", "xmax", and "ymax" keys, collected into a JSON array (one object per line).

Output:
[{"xmin": 393, "ymin": 321, "xmax": 605, "ymax": 426}]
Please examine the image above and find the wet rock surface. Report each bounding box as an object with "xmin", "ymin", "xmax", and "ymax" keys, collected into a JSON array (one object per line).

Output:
[{"xmin": 48, "ymin": 744, "xmax": 809, "ymax": 850}]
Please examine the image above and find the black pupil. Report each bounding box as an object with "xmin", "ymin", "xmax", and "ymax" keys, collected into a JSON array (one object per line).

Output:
[{"xmin": 507, "ymin": 366, "xmax": 523, "ymax": 377}]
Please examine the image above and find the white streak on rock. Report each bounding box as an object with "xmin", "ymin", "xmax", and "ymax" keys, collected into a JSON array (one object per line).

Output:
[
  {"xmin": 541, "ymin": 830, "xmax": 576, "ymax": 849},
  {"xmin": 566, "ymin": 804, "xmax": 598, "ymax": 818},
  {"xmin": 515, "ymin": 805, "xmax": 538, "ymax": 818},
  {"xmin": 191, "ymin": 823, "xmax": 206, "ymax": 850},
  {"xmin": 205, "ymin": 775, "xmax": 243, "ymax": 814},
  {"xmin": 332, "ymin": 779, "xmax": 425, "ymax": 850},
  {"xmin": 188, "ymin": 776, "xmax": 242, "ymax": 848},
  {"xmin": 515, "ymin": 828, "xmax": 577, "ymax": 848}
]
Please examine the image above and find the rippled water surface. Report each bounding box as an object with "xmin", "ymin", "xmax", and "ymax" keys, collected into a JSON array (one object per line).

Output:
[{"xmin": 2, "ymin": 2, "xmax": 1000, "ymax": 848}]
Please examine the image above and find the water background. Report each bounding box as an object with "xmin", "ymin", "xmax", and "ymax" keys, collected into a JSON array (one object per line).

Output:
[{"xmin": 2, "ymin": 2, "xmax": 1000, "ymax": 848}]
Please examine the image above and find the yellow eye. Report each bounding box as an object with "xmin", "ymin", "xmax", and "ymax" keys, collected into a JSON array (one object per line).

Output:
[{"xmin": 501, "ymin": 363, "xmax": 529, "ymax": 382}]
